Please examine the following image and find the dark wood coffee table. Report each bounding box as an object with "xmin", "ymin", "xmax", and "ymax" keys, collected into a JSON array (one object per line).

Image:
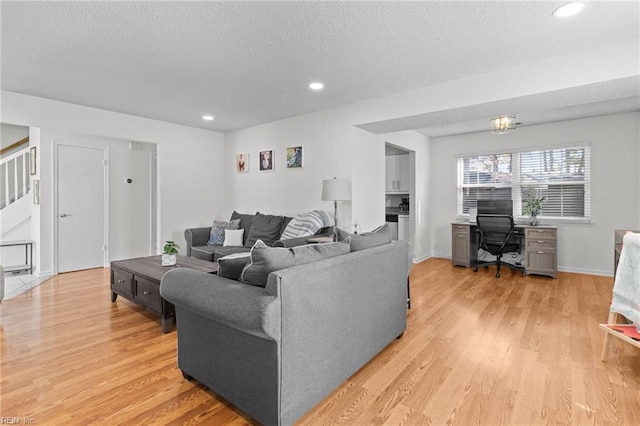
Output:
[{"xmin": 110, "ymin": 255, "xmax": 218, "ymax": 333}]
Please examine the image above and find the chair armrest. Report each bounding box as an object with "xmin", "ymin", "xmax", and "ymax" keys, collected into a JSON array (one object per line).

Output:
[{"xmin": 184, "ymin": 227, "xmax": 212, "ymax": 256}]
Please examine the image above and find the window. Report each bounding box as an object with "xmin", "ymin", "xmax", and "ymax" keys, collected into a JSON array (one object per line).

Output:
[{"xmin": 457, "ymin": 144, "xmax": 590, "ymax": 222}]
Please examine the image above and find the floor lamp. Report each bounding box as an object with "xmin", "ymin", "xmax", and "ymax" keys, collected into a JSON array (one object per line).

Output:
[{"xmin": 321, "ymin": 177, "xmax": 351, "ymax": 227}]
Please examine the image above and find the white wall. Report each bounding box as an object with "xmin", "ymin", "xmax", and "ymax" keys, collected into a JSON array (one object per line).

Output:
[
  {"xmin": 1, "ymin": 123, "xmax": 29, "ymax": 150},
  {"xmin": 430, "ymin": 112, "xmax": 640, "ymax": 276},
  {"xmin": 1, "ymin": 91, "xmax": 224, "ymax": 274},
  {"xmin": 224, "ymin": 109, "xmax": 364, "ymax": 230}
]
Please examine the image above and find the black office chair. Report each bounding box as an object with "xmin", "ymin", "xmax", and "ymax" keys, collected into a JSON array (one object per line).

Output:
[{"xmin": 474, "ymin": 214, "xmax": 522, "ymax": 278}]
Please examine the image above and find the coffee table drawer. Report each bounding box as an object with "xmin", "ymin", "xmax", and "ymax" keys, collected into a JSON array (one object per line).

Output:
[
  {"xmin": 112, "ymin": 268, "xmax": 133, "ymax": 298},
  {"xmin": 135, "ymin": 277, "xmax": 162, "ymax": 314}
]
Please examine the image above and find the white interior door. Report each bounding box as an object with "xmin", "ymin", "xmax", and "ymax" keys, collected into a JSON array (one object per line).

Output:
[{"xmin": 57, "ymin": 145, "xmax": 106, "ymax": 273}]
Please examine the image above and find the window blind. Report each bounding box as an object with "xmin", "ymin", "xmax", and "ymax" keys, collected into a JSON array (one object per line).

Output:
[
  {"xmin": 457, "ymin": 144, "xmax": 590, "ymax": 221},
  {"xmin": 517, "ymin": 145, "xmax": 590, "ymax": 219},
  {"xmin": 457, "ymin": 153, "xmax": 512, "ymax": 215}
]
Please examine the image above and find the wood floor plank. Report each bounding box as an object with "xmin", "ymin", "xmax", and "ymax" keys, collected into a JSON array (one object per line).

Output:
[{"xmin": 1, "ymin": 259, "xmax": 639, "ymax": 425}]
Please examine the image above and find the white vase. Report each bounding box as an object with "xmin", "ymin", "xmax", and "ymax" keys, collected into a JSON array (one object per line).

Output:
[
  {"xmin": 162, "ymin": 253, "xmax": 177, "ymax": 266},
  {"xmin": 528, "ymin": 216, "xmax": 538, "ymax": 226}
]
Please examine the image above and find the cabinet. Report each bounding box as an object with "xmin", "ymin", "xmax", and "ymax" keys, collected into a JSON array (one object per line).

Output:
[
  {"xmin": 385, "ymin": 154, "xmax": 409, "ymax": 193},
  {"xmin": 524, "ymin": 227, "xmax": 557, "ymax": 278},
  {"xmin": 398, "ymin": 215, "xmax": 410, "ymax": 241},
  {"xmin": 451, "ymin": 224, "xmax": 471, "ymax": 267}
]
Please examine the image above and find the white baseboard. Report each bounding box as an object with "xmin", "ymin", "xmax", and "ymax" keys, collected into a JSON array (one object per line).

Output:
[
  {"xmin": 412, "ymin": 255, "xmax": 431, "ymax": 264},
  {"xmin": 557, "ymin": 266, "xmax": 613, "ymax": 277}
]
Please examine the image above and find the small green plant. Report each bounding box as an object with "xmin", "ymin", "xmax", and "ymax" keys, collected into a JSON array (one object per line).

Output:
[
  {"xmin": 163, "ymin": 240, "xmax": 180, "ymax": 255},
  {"xmin": 523, "ymin": 197, "xmax": 545, "ymax": 217}
]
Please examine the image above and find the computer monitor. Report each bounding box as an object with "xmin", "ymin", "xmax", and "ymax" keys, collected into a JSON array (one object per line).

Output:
[{"xmin": 476, "ymin": 199, "xmax": 513, "ymax": 216}]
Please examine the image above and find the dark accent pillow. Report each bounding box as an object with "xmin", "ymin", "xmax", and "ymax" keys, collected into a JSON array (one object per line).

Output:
[
  {"xmin": 207, "ymin": 219, "xmax": 241, "ymax": 245},
  {"xmin": 230, "ymin": 211, "xmax": 257, "ymax": 245},
  {"xmin": 217, "ymin": 252, "xmax": 251, "ymax": 280},
  {"xmin": 240, "ymin": 240, "xmax": 350, "ymax": 287},
  {"xmin": 244, "ymin": 213, "xmax": 284, "ymax": 247}
]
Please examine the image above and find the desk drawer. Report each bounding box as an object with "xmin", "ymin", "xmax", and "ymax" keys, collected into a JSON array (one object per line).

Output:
[
  {"xmin": 526, "ymin": 250, "xmax": 557, "ymax": 277},
  {"xmin": 452, "ymin": 224, "xmax": 470, "ymax": 236},
  {"xmin": 525, "ymin": 228, "xmax": 556, "ymax": 240},
  {"xmin": 527, "ymin": 239, "xmax": 556, "ymax": 251}
]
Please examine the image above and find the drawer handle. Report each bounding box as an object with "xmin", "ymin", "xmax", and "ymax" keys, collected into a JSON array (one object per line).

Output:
[
  {"xmin": 537, "ymin": 251, "xmax": 545, "ymax": 254},
  {"xmin": 458, "ymin": 235, "xmax": 464, "ymax": 238},
  {"xmin": 143, "ymin": 291, "xmax": 150, "ymax": 295},
  {"xmin": 537, "ymin": 230, "xmax": 545, "ymax": 233},
  {"xmin": 537, "ymin": 240, "xmax": 545, "ymax": 243},
  {"xmin": 117, "ymin": 279, "xmax": 125, "ymax": 283}
]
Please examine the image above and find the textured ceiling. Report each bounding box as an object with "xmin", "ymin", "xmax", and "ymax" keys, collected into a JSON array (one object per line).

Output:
[{"xmin": 1, "ymin": 1, "xmax": 639, "ymax": 135}]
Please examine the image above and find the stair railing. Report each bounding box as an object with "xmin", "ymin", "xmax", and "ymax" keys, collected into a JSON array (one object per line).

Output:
[{"xmin": 1, "ymin": 146, "xmax": 30, "ymax": 210}]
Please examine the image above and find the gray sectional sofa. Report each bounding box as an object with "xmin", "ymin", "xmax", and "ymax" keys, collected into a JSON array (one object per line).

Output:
[
  {"xmin": 160, "ymin": 233, "xmax": 409, "ymax": 426},
  {"xmin": 185, "ymin": 211, "xmax": 334, "ymax": 262}
]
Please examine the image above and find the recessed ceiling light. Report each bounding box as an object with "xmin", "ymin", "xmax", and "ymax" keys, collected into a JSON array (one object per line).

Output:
[
  {"xmin": 202, "ymin": 115, "xmax": 214, "ymax": 121},
  {"xmin": 309, "ymin": 82, "xmax": 324, "ymax": 90},
  {"xmin": 552, "ymin": 2, "xmax": 584, "ymax": 18}
]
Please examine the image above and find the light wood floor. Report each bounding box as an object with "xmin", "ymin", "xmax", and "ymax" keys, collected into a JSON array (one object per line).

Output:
[{"xmin": 1, "ymin": 259, "xmax": 639, "ymax": 425}]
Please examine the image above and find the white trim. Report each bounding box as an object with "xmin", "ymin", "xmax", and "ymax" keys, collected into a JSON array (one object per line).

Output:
[
  {"xmin": 557, "ymin": 266, "xmax": 612, "ymax": 277},
  {"xmin": 412, "ymin": 255, "xmax": 431, "ymax": 264}
]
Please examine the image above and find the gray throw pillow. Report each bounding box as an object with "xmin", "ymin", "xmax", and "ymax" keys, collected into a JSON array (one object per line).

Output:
[
  {"xmin": 207, "ymin": 219, "xmax": 241, "ymax": 246},
  {"xmin": 244, "ymin": 213, "xmax": 284, "ymax": 247},
  {"xmin": 240, "ymin": 239, "xmax": 350, "ymax": 287},
  {"xmin": 335, "ymin": 225, "xmax": 392, "ymax": 252},
  {"xmin": 217, "ymin": 252, "xmax": 251, "ymax": 280}
]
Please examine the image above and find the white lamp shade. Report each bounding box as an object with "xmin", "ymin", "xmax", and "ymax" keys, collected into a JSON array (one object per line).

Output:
[{"xmin": 321, "ymin": 178, "xmax": 351, "ymax": 201}]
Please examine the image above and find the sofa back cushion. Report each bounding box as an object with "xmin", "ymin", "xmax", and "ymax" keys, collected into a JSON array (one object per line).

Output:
[
  {"xmin": 245, "ymin": 213, "xmax": 285, "ymax": 247},
  {"xmin": 240, "ymin": 240, "xmax": 350, "ymax": 287},
  {"xmin": 230, "ymin": 211, "xmax": 257, "ymax": 246}
]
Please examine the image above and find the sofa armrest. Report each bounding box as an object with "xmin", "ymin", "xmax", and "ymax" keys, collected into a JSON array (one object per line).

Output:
[
  {"xmin": 160, "ymin": 269, "xmax": 280, "ymax": 339},
  {"xmin": 184, "ymin": 227, "xmax": 212, "ymax": 256}
]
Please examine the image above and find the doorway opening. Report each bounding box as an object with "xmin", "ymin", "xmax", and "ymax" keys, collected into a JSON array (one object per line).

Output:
[{"xmin": 385, "ymin": 143, "xmax": 415, "ymax": 257}]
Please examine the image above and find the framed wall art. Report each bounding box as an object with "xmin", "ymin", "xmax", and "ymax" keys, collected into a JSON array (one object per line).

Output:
[
  {"xmin": 259, "ymin": 150, "xmax": 273, "ymax": 171},
  {"xmin": 286, "ymin": 146, "xmax": 303, "ymax": 168},
  {"xmin": 236, "ymin": 153, "xmax": 249, "ymax": 173}
]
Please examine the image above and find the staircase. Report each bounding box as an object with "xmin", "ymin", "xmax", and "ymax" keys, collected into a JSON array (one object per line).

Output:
[{"xmin": 1, "ymin": 144, "xmax": 31, "ymax": 233}]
